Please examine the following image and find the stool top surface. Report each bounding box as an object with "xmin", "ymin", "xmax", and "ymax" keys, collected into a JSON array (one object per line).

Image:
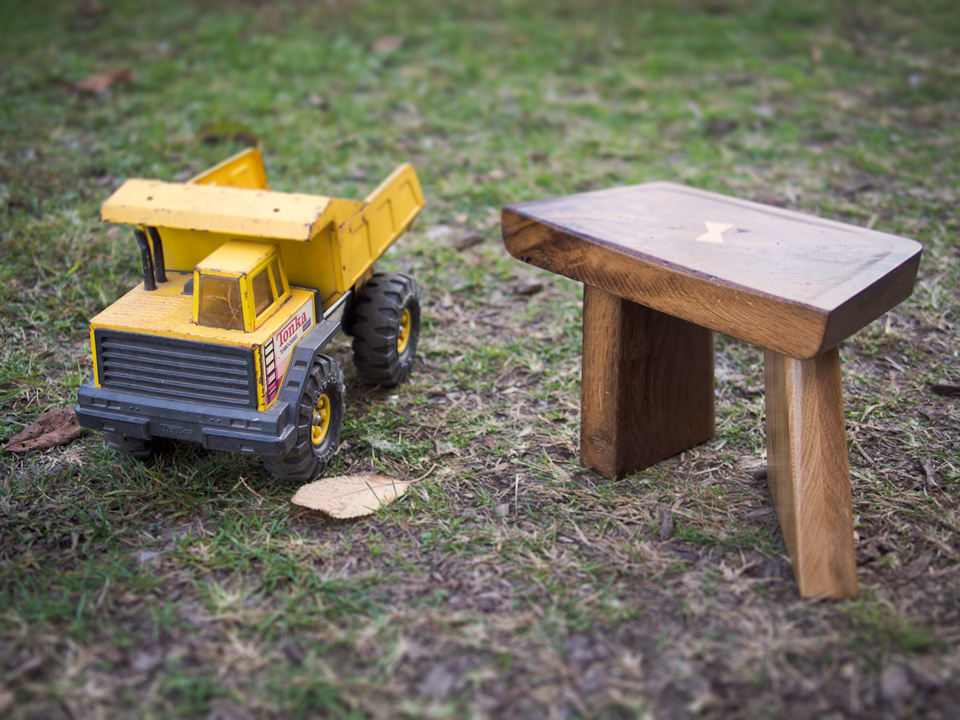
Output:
[{"xmin": 502, "ymin": 182, "xmax": 922, "ymax": 358}]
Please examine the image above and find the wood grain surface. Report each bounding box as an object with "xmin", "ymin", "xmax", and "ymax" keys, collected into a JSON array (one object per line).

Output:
[
  {"xmin": 764, "ymin": 348, "xmax": 858, "ymax": 598},
  {"xmin": 580, "ymin": 286, "xmax": 715, "ymax": 478},
  {"xmin": 503, "ymin": 182, "xmax": 921, "ymax": 359}
]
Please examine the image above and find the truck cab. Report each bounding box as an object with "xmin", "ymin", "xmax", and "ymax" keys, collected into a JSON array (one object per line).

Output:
[{"xmin": 194, "ymin": 240, "xmax": 291, "ymax": 333}]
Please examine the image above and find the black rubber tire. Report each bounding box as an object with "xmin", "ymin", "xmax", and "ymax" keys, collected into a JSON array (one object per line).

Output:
[
  {"xmin": 264, "ymin": 355, "xmax": 345, "ymax": 482},
  {"xmin": 351, "ymin": 273, "xmax": 421, "ymax": 388},
  {"xmin": 103, "ymin": 433, "xmax": 155, "ymax": 460}
]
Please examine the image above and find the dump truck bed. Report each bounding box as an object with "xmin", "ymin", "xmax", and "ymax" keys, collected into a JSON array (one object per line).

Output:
[
  {"xmin": 99, "ymin": 149, "xmax": 425, "ymax": 309},
  {"xmin": 100, "ymin": 181, "xmax": 346, "ymax": 242}
]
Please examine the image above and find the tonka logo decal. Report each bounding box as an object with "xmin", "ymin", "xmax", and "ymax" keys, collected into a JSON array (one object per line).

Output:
[{"xmin": 263, "ymin": 300, "xmax": 314, "ymax": 405}]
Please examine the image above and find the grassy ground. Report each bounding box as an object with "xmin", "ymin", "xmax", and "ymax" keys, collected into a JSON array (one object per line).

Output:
[{"xmin": 1, "ymin": 0, "xmax": 958, "ymax": 717}]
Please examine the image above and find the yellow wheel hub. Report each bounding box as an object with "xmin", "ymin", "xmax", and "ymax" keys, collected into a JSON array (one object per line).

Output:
[
  {"xmin": 311, "ymin": 393, "xmax": 331, "ymax": 446},
  {"xmin": 397, "ymin": 308, "xmax": 412, "ymax": 354}
]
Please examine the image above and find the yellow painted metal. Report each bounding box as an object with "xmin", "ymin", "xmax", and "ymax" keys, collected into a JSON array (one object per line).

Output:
[
  {"xmin": 192, "ymin": 241, "xmax": 264, "ymax": 332},
  {"xmin": 335, "ymin": 164, "xmax": 425, "ymax": 299},
  {"xmin": 88, "ymin": 326, "xmax": 100, "ymax": 396},
  {"xmin": 101, "ymin": 180, "xmax": 339, "ymax": 242},
  {"xmin": 136, "ymin": 149, "xmax": 273, "ymax": 280},
  {"xmin": 253, "ymin": 336, "xmax": 267, "ymax": 410},
  {"xmin": 311, "ymin": 394, "xmax": 331, "ymax": 446},
  {"xmin": 190, "ymin": 240, "xmax": 292, "ymax": 332},
  {"xmin": 89, "ymin": 277, "xmax": 314, "ymax": 410},
  {"xmin": 198, "ymin": 238, "xmax": 277, "ymax": 275},
  {"xmin": 100, "ymin": 152, "xmax": 423, "ymax": 313},
  {"xmin": 91, "ymin": 151, "xmax": 424, "ymax": 412},
  {"xmin": 189, "ymin": 147, "xmax": 270, "ymax": 189},
  {"xmin": 90, "ymin": 273, "xmax": 308, "ymax": 343},
  {"xmin": 397, "ymin": 308, "xmax": 411, "ymax": 354}
]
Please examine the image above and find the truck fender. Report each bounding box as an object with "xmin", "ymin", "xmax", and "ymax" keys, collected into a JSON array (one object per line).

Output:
[{"xmin": 275, "ymin": 319, "xmax": 341, "ymax": 414}]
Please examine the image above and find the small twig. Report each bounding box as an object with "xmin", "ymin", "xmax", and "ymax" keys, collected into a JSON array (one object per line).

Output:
[
  {"xmin": 514, "ymin": 473, "xmax": 521, "ymax": 516},
  {"xmin": 921, "ymin": 460, "xmax": 940, "ymax": 490},
  {"xmin": 884, "ymin": 355, "xmax": 907, "ymax": 373},
  {"xmin": 239, "ymin": 475, "xmax": 268, "ymax": 500},
  {"xmin": 569, "ymin": 517, "xmax": 594, "ymax": 549},
  {"xmin": 412, "ymin": 462, "xmax": 438, "ymax": 483},
  {"xmin": 854, "ymin": 444, "xmax": 874, "ymax": 466},
  {"xmin": 842, "ymin": 179, "xmax": 874, "ymax": 196}
]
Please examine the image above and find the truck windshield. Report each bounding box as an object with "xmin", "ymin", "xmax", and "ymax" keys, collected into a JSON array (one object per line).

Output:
[{"xmin": 198, "ymin": 276, "xmax": 244, "ymax": 331}]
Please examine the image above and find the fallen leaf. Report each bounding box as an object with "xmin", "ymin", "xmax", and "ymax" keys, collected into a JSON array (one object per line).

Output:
[
  {"xmin": 307, "ymin": 93, "xmax": 331, "ymax": 110},
  {"xmin": 3, "ymin": 408, "xmax": 84, "ymax": 452},
  {"xmin": 510, "ymin": 277, "xmax": 544, "ymax": 296},
  {"xmin": 920, "ymin": 460, "xmax": 941, "ymax": 489},
  {"xmin": 880, "ymin": 664, "xmax": 912, "ymax": 707},
  {"xmin": 283, "ymin": 642, "xmax": 305, "ymax": 665},
  {"xmin": 78, "ymin": 1, "xmax": 107, "ymax": 18},
  {"xmin": 197, "ymin": 121, "xmax": 260, "ymax": 146},
  {"xmin": 418, "ymin": 665, "xmax": 457, "ymax": 699},
  {"xmin": 3, "ymin": 655, "xmax": 44, "ymax": 684},
  {"xmin": 905, "ymin": 551, "xmax": 934, "ymax": 580},
  {"xmin": 930, "ymin": 382, "xmax": 960, "ymax": 397},
  {"xmin": 0, "ymin": 689, "xmax": 14, "ymax": 716},
  {"xmin": 658, "ymin": 510, "xmax": 675, "ymax": 541},
  {"xmin": 841, "ymin": 178, "xmax": 874, "ymax": 196},
  {"xmin": 291, "ymin": 474, "xmax": 411, "ymax": 518},
  {"xmin": 75, "ymin": 69, "xmax": 133, "ymax": 95},
  {"xmin": 130, "ymin": 651, "xmax": 163, "ymax": 674},
  {"xmin": 425, "ymin": 225, "xmax": 455, "ymax": 241},
  {"xmin": 372, "ymin": 35, "xmax": 404, "ymax": 53},
  {"xmin": 453, "ymin": 233, "xmax": 484, "ymax": 251},
  {"xmin": 725, "ymin": 74, "xmax": 753, "ymax": 87},
  {"xmin": 208, "ymin": 699, "xmax": 255, "ymax": 720},
  {"xmin": 751, "ymin": 190, "xmax": 789, "ymax": 207},
  {"xmin": 702, "ymin": 118, "xmax": 738, "ymax": 136}
]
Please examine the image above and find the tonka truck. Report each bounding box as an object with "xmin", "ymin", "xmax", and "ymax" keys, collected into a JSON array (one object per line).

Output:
[{"xmin": 76, "ymin": 148, "xmax": 425, "ymax": 481}]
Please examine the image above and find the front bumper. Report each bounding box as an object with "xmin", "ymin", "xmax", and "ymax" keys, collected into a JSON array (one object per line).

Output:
[{"xmin": 76, "ymin": 382, "xmax": 296, "ymax": 457}]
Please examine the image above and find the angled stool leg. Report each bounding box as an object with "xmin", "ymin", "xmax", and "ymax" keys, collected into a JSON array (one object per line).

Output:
[
  {"xmin": 764, "ymin": 348, "xmax": 858, "ymax": 598},
  {"xmin": 580, "ymin": 285, "xmax": 715, "ymax": 479}
]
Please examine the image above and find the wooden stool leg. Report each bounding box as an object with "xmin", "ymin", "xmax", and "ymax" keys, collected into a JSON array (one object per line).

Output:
[
  {"xmin": 764, "ymin": 348, "xmax": 858, "ymax": 598},
  {"xmin": 580, "ymin": 285, "xmax": 715, "ymax": 479}
]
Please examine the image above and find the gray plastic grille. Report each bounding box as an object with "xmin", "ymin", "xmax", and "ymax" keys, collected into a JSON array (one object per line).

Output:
[{"xmin": 95, "ymin": 331, "xmax": 257, "ymax": 408}]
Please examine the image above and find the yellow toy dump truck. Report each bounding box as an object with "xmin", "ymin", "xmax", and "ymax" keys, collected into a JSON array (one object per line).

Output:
[{"xmin": 76, "ymin": 148, "xmax": 425, "ymax": 481}]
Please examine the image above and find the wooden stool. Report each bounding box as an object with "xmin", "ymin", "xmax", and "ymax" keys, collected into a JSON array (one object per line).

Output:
[{"xmin": 502, "ymin": 183, "xmax": 921, "ymax": 598}]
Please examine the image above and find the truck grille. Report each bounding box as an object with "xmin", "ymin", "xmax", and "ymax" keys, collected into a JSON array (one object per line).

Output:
[{"xmin": 94, "ymin": 330, "xmax": 257, "ymax": 408}]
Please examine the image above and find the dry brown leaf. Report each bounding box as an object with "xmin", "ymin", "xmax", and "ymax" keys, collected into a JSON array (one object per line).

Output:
[
  {"xmin": 75, "ymin": 69, "xmax": 133, "ymax": 95},
  {"xmin": 511, "ymin": 277, "xmax": 544, "ymax": 296},
  {"xmin": 307, "ymin": 93, "xmax": 331, "ymax": 110},
  {"xmin": 371, "ymin": 35, "xmax": 404, "ymax": 53},
  {"xmin": 197, "ymin": 122, "xmax": 260, "ymax": 146},
  {"xmin": 453, "ymin": 233, "xmax": 484, "ymax": 252},
  {"xmin": 291, "ymin": 474, "xmax": 411, "ymax": 518},
  {"xmin": 78, "ymin": 1, "xmax": 107, "ymax": 18},
  {"xmin": 930, "ymin": 382, "xmax": 960, "ymax": 397},
  {"xmin": 3, "ymin": 408, "xmax": 84, "ymax": 452}
]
